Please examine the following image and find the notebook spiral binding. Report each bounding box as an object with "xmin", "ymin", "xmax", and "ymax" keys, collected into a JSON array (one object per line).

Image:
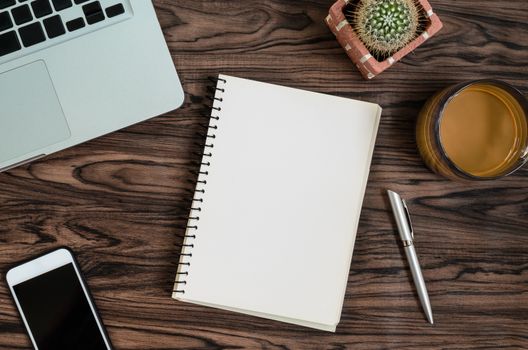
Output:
[{"xmin": 173, "ymin": 76, "xmax": 227, "ymax": 295}]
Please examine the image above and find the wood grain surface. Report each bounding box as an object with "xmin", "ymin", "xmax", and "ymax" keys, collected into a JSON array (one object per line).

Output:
[{"xmin": 1, "ymin": 0, "xmax": 527, "ymax": 349}]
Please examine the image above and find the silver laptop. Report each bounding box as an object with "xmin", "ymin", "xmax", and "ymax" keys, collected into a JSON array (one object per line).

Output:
[{"xmin": 0, "ymin": 0, "xmax": 184, "ymax": 172}]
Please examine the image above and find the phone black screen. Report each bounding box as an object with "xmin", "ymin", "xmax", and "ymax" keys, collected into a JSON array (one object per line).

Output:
[{"xmin": 13, "ymin": 263, "xmax": 108, "ymax": 350}]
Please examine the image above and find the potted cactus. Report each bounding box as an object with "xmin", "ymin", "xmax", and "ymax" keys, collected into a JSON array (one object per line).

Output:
[{"xmin": 326, "ymin": 0, "xmax": 443, "ymax": 79}]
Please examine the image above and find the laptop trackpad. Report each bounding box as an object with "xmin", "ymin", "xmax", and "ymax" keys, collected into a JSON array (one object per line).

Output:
[{"xmin": 0, "ymin": 61, "xmax": 70, "ymax": 163}]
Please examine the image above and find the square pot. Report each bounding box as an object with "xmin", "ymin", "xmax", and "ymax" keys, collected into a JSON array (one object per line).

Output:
[{"xmin": 326, "ymin": 0, "xmax": 443, "ymax": 79}]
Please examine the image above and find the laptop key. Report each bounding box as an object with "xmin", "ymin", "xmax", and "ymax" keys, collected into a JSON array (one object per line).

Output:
[
  {"xmin": 51, "ymin": 0, "xmax": 71, "ymax": 11},
  {"xmin": 43, "ymin": 14, "xmax": 64, "ymax": 38},
  {"xmin": 0, "ymin": 30, "xmax": 20, "ymax": 56},
  {"xmin": 82, "ymin": 1, "xmax": 103, "ymax": 25},
  {"xmin": 18, "ymin": 21, "xmax": 45, "ymax": 47},
  {"xmin": 0, "ymin": 0, "xmax": 15, "ymax": 9},
  {"xmin": 0, "ymin": 11, "xmax": 12, "ymax": 31},
  {"xmin": 66, "ymin": 16, "xmax": 83, "ymax": 31},
  {"xmin": 11, "ymin": 4, "xmax": 32, "ymax": 25},
  {"xmin": 31, "ymin": 0, "xmax": 52, "ymax": 18},
  {"xmin": 74, "ymin": 0, "xmax": 88, "ymax": 3},
  {"xmin": 105, "ymin": 3, "xmax": 123, "ymax": 18}
]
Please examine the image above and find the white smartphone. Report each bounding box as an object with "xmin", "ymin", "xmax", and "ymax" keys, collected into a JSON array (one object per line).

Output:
[{"xmin": 6, "ymin": 248, "xmax": 113, "ymax": 350}]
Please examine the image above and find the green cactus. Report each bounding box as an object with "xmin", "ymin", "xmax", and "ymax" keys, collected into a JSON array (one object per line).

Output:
[{"xmin": 346, "ymin": 0, "xmax": 420, "ymax": 59}]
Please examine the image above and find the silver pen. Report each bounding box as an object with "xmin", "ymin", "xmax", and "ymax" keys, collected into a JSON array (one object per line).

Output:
[{"xmin": 387, "ymin": 190, "xmax": 434, "ymax": 324}]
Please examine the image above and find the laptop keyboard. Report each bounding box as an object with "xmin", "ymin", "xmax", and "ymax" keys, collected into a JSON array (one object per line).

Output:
[{"xmin": 0, "ymin": 0, "xmax": 131, "ymax": 60}]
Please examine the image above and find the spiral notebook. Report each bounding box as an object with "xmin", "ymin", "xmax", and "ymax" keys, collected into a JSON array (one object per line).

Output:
[{"xmin": 172, "ymin": 75, "xmax": 381, "ymax": 332}]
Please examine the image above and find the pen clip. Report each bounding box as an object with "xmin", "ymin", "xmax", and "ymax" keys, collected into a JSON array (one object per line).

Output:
[{"xmin": 401, "ymin": 199, "xmax": 414, "ymax": 240}]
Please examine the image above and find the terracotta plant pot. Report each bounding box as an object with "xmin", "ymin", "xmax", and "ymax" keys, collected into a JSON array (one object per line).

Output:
[{"xmin": 326, "ymin": 0, "xmax": 443, "ymax": 79}]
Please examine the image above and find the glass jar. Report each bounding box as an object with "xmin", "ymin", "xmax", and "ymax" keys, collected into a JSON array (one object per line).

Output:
[{"xmin": 416, "ymin": 80, "xmax": 528, "ymax": 180}]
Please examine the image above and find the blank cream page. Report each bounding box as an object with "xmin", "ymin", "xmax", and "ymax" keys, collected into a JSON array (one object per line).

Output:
[{"xmin": 175, "ymin": 75, "xmax": 381, "ymax": 331}]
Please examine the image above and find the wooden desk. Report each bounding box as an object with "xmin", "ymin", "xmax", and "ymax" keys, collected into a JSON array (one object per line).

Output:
[{"xmin": 1, "ymin": 1, "xmax": 527, "ymax": 348}]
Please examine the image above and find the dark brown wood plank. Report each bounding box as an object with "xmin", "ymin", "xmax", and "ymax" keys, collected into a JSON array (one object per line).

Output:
[{"xmin": 1, "ymin": 0, "xmax": 527, "ymax": 349}]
